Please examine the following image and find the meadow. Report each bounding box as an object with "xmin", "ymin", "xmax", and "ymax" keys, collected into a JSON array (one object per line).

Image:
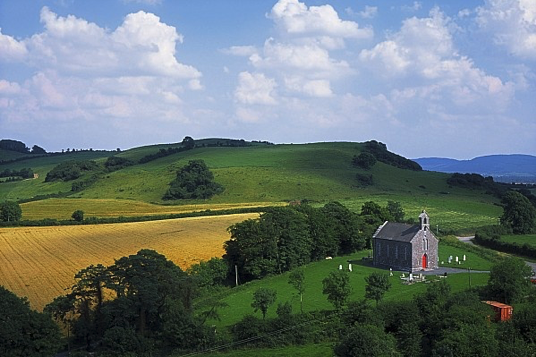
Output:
[
  {"xmin": 202, "ymin": 247, "xmax": 491, "ymax": 330},
  {"xmin": 0, "ymin": 213, "xmax": 257, "ymax": 311},
  {"xmin": 500, "ymin": 234, "xmax": 536, "ymax": 248},
  {"xmin": 0, "ymin": 142, "xmax": 502, "ymax": 234}
]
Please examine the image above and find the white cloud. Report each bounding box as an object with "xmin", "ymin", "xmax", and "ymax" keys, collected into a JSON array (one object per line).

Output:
[
  {"xmin": 234, "ymin": 72, "xmax": 277, "ymax": 105},
  {"xmin": 476, "ymin": 0, "xmax": 536, "ymax": 59},
  {"xmin": 359, "ymin": 6, "xmax": 378, "ymax": 19},
  {"xmin": 0, "ymin": 29, "xmax": 28, "ymax": 62},
  {"xmin": 359, "ymin": 8, "xmax": 514, "ymax": 108},
  {"xmin": 221, "ymin": 45, "xmax": 258, "ymax": 56},
  {"xmin": 0, "ymin": 7, "xmax": 204, "ymax": 150},
  {"xmin": 269, "ymin": 0, "xmax": 372, "ymax": 39}
]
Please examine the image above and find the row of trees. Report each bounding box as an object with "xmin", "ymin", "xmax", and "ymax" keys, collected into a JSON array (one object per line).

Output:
[
  {"xmin": 0, "ymin": 168, "xmax": 34, "ymax": 179},
  {"xmin": 224, "ymin": 201, "xmax": 405, "ymax": 282},
  {"xmin": 0, "ymin": 139, "xmax": 46, "ymax": 154},
  {"xmin": 44, "ymin": 250, "xmax": 217, "ymax": 355}
]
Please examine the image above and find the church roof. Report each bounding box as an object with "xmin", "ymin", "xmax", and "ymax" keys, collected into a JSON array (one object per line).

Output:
[{"xmin": 373, "ymin": 222, "xmax": 420, "ymax": 242}]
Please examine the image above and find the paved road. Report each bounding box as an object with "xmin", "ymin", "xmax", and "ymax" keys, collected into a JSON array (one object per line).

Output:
[{"xmin": 456, "ymin": 236, "xmax": 536, "ymax": 277}]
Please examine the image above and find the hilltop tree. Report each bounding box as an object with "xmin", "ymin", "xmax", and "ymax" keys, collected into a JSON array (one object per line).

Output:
[
  {"xmin": 182, "ymin": 136, "xmax": 195, "ymax": 149},
  {"xmin": 0, "ymin": 201, "xmax": 22, "ymax": 222},
  {"xmin": 163, "ymin": 159, "xmax": 224, "ymax": 200},
  {"xmin": 31, "ymin": 145, "xmax": 47, "ymax": 154},
  {"xmin": 352, "ymin": 152, "xmax": 377, "ymax": 170}
]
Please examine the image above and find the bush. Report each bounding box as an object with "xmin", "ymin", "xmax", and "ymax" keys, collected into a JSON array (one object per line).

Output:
[
  {"xmin": 352, "ymin": 152, "xmax": 377, "ymax": 170},
  {"xmin": 45, "ymin": 160, "xmax": 99, "ymax": 182},
  {"xmin": 71, "ymin": 210, "xmax": 84, "ymax": 222},
  {"xmin": 0, "ymin": 201, "xmax": 22, "ymax": 222}
]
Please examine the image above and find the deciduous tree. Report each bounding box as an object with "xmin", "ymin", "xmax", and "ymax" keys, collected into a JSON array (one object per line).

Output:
[
  {"xmin": 251, "ymin": 288, "xmax": 277, "ymax": 320},
  {"xmin": 322, "ymin": 270, "xmax": 351, "ymax": 310}
]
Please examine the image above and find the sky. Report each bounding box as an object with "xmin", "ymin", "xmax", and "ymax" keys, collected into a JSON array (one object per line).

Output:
[{"xmin": 0, "ymin": 0, "xmax": 535, "ymax": 159}]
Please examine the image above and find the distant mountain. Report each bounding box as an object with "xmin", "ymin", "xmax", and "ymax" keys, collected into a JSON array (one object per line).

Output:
[{"xmin": 414, "ymin": 154, "xmax": 536, "ymax": 183}]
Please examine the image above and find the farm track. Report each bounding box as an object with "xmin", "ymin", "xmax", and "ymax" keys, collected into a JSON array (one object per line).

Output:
[{"xmin": 0, "ymin": 213, "xmax": 258, "ymax": 311}]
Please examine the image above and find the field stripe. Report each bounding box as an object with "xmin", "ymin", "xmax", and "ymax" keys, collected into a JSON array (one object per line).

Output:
[{"xmin": 0, "ymin": 213, "xmax": 257, "ymax": 311}]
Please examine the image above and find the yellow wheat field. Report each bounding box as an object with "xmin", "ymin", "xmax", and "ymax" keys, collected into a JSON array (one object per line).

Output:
[{"xmin": 0, "ymin": 213, "xmax": 257, "ymax": 311}]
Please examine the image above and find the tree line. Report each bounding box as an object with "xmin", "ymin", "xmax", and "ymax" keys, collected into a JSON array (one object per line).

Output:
[
  {"xmin": 224, "ymin": 201, "xmax": 405, "ymax": 283},
  {"xmin": 3, "ymin": 245, "xmax": 534, "ymax": 355}
]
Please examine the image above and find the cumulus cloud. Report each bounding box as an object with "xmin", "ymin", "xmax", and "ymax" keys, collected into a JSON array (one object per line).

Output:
[
  {"xmin": 269, "ymin": 0, "xmax": 372, "ymax": 39},
  {"xmin": 0, "ymin": 7, "xmax": 202, "ymax": 149},
  {"xmin": 0, "ymin": 29, "xmax": 28, "ymax": 62},
  {"xmin": 476, "ymin": 0, "xmax": 536, "ymax": 59},
  {"xmin": 229, "ymin": 0, "xmax": 365, "ymax": 102},
  {"xmin": 234, "ymin": 71, "xmax": 277, "ymax": 105},
  {"xmin": 358, "ymin": 8, "xmax": 514, "ymax": 110}
]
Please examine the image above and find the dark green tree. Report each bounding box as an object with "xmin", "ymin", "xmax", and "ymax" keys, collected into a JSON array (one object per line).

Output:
[
  {"xmin": 187, "ymin": 257, "xmax": 228, "ymax": 291},
  {"xmin": 0, "ymin": 286, "xmax": 61, "ymax": 356},
  {"xmin": 163, "ymin": 159, "xmax": 224, "ymax": 200},
  {"xmin": 352, "ymin": 152, "xmax": 377, "ymax": 170},
  {"xmin": 500, "ymin": 191, "xmax": 536, "ymax": 234},
  {"xmin": 251, "ymin": 287, "xmax": 277, "ymax": 320},
  {"xmin": 0, "ymin": 201, "xmax": 22, "ymax": 222},
  {"xmin": 31, "ymin": 145, "xmax": 46, "ymax": 154},
  {"xmin": 296, "ymin": 203, "xmax": 339, "ymax": 260},
  {"xmin": 321, "ymin": 202, "xmax": 364, "ymax": 254},
  {"xmin": 71, "ymin": 210, "xmax": 84, "ymax": 222},
  {"xmin": 322, "ymin": 270, "xmax": 351, "ymax": 310},
  {"xmin": 225, "ymin": 218, "xmax": 278, "ymax": 280},
  {"xmin": 261, "ymin": 207, "xmax": 311, "ymax": 274},
  {"xmin": 488, "ymin": 257, "xmax": 533, "ymax": 304},
  {"xmin": 288, "ymin": 268, "xmax": 306, "ymax": 313},
  {"xmin": 106, "ymin": 249, "xmax": 193, "ymax": 337},
  {"xmin": 365, "ymin": 272, "xmax": 392, "ymax": 306},
  {"xmin": 334, "ymin": 324, "xmax": 400, "ymax": 357},
  {"xmin": 386, "ymin": 201, "xmax": 405, "ymax": 222},
  {"xmin": 182, "ymin": 136, "xmax": 195, "ymax": 149}
]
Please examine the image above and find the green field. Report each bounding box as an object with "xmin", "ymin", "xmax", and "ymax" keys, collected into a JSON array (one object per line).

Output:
[
  {"xmin": 0, "ymin": 142, "xmax": 502, "ymax": 233},
  {"xmin": 200, "ymin": 246, "xmax": 491, "ymax": 330},
  {"xmin": 501, "ymin": 234, "xmax": 536, "ymax": 248}
]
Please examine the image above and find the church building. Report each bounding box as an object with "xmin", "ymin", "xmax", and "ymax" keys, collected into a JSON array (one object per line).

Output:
[{"xmin": 372, "ymin": 211, "xmax": 438, "ymax": 272}]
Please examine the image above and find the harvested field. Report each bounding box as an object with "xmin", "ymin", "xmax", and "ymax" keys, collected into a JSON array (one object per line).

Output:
[
  {"xmin": 0, "ymin": 213, "xmax": 257, "ymax": 311},
  {"xmin": 20, "ymin": 198, "xmax": 278, "ymax": 220}
]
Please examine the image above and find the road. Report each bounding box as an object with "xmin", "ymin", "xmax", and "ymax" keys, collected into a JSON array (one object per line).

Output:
[{"xmin": 456, "ymin": 236, "xmax": 536, "ymax": 277}]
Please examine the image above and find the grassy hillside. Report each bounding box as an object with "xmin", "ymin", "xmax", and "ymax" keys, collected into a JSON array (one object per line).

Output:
[
  {"xmin": 0, "ymin": 141, "xmax": 502, "ymax": 231},
  {"xmin": 201, "ymin": 247, "xmax": 491, "ymax": 330}
]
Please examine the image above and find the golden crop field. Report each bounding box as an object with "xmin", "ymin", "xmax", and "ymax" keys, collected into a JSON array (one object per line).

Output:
[
  {"xmin": 0, "ymin": 213, "xmax": 258, "ymax": 311},
  {"xmin": 20, "ymin": 198, "xmax": 279, "ymax": 220}
]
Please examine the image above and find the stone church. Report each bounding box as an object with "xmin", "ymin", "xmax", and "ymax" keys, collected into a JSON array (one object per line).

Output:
[{"xmin": 372, "ymin": 211, "xmax": 438, "ymax": 272}]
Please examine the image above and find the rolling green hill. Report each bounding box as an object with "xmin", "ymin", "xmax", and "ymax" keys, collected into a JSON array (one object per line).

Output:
[{"xmin": 0, "ymin": 140, "xmax": 502, "ymax": 231}]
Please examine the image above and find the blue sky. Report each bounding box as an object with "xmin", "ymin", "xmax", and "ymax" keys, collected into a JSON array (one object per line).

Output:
[{"xmin": 1, "ymin": 0, "xmax": 535, "ymax": 159}]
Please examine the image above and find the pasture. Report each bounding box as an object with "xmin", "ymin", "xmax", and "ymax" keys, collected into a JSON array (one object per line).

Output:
[
  {"xmin": 500, "ymin": 234, "xmax": 536, "ymax": 248},
  {"xmin": 0, "ymin": 213, "xmax": 258, "ymax": 311},
  {"xmin": 204, "ymin": 247, "xmax": 491, "ymax": 329}
]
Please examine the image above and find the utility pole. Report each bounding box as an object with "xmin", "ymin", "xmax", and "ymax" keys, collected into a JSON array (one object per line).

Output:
[{"xmin": 235, "ymin": 265, "xmax": 239, "ymax": 287}]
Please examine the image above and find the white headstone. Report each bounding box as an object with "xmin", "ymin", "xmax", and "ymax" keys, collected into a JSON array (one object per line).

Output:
[
  {"xmin": 339, "ymin": 264, "xmax": 343, "ymax": 270},
  {"xmin": 463, "ymin": 255, "xmax": 466, "ymax": 261},
  {"xmin": 349, "ymin": 264, "xmax": 352, "ymax": 272},
  {"xmin": 455, "ymin": 256, "xmax": 459, "ymax": 262}
]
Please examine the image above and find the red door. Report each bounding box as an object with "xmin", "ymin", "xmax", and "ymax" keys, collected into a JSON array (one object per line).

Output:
[{"xmin": 422, "ymin": 254, "xmax": 428, "ymax": 268}]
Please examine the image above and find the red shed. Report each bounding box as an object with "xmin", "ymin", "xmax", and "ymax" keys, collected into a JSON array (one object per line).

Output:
[{"xmin": 484, "ymin": 301, "xmax": 513, "ymax": 322}]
